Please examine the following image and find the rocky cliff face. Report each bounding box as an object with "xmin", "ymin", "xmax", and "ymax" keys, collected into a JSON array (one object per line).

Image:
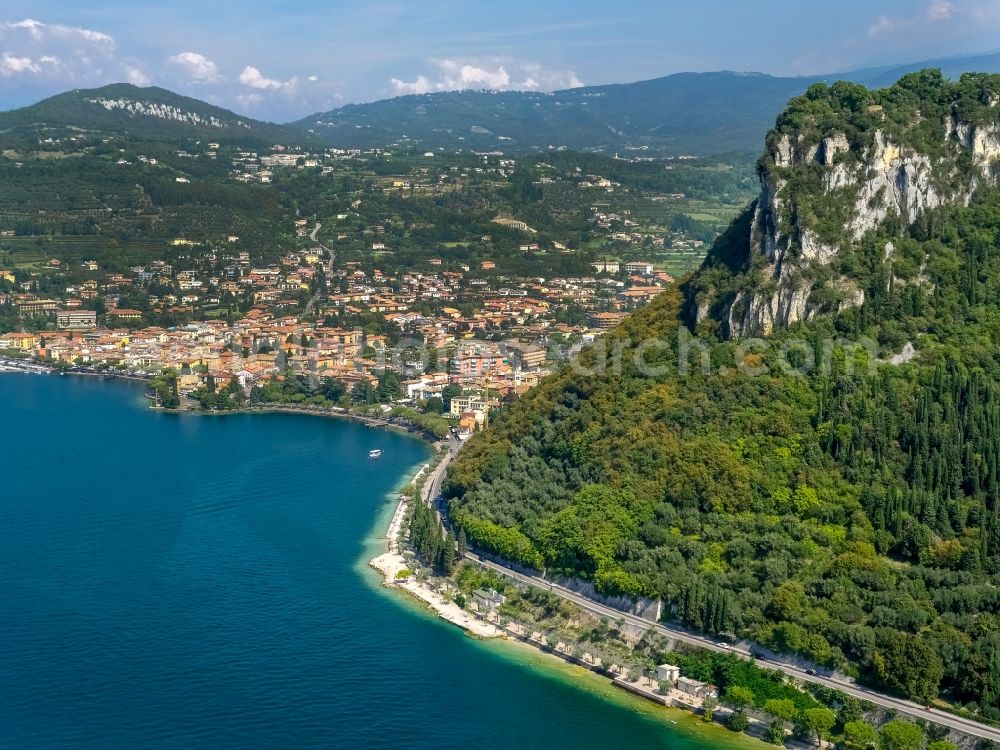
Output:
[
  {"xmin": 693, "ymin": 74, "xmax": 1000, "ymax": 338},
  {"xmin": 86, "ymin": 97, "xmax": 250, "ymax": 130}
]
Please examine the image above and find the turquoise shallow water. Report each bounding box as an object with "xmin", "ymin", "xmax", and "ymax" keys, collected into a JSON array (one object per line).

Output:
[{"xmin": 0, "ymin": 375, "xmax": 745, "ymax": 749}]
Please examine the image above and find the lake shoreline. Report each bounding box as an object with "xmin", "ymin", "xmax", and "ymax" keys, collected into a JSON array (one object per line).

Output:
[
  {"xmin": 366, "ymin": 458, "xmax": 772, "ymax": 749},
  {"xmin": 154, "ymin": 401, "xmax": 443, "ymax": 444},
  {"xmin": 0, "ymin": 359, "xmax": 443, "ymax": 444},
  {"xmin": 368, "ymin": 451, "xmax": 502, "ymax": 640}
]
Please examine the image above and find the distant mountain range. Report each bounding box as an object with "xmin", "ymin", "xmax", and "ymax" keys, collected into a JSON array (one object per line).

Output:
[
  {"xmin": 2, "ymin": 52, "xmax": 1000, "ymax": 155},
  {"xmin": 0, "ymin": 83, "xmax": 311, "ymax": 146},
  {"xmin": 294, "ymin": 52, "xmax": 1000, "ymax": 156}
]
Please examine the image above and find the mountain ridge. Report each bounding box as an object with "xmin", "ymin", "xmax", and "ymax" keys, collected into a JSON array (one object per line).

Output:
[
  {"xmin": 4, "ymin": 52, "xmax": 1000, "ymax": 155},
  {"xmin": 0, "ymin": 83, "xmax": 312, "ymax": 145},
  {"xmin": 292, "ymin": 52, "xmax": 1000, "ymax": 156}
]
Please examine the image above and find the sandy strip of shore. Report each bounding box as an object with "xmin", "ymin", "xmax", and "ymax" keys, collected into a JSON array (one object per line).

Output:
[
  {"xmin": 370, "ymin": 549, "xmax": 501, "ymax": 638},
  {"xmin": 369, "ymin": 463, "xmax": 502, "ymax": 639}
]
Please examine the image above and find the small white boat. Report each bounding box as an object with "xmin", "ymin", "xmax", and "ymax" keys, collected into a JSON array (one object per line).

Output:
[{"xmin": 368, "ymin": 449, "xmax": 382, "ymax": 459}]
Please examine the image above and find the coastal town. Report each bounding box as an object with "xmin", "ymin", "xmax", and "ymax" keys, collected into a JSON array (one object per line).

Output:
[
  {"xmin": 0, "ymin": 182, "xmax": 683, "ymax": 429},
  {"xmin": 0, "ymin": 253, "xmax": 674, "ymax": 426},
  {"xmin": 0, "ymin": 133, "xmax": 755, "ymax": 425},
  {"xmin": 6, "ymin": 125, "xmax": 999, "ymax": 750}
]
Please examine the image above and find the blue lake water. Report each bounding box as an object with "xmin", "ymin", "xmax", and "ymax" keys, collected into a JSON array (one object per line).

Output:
[{"xmin": 0, "ymin": 374, "xmax": 746, "ymax": 749}]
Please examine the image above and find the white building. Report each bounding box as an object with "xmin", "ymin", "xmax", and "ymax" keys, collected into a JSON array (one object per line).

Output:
[
  {"xmin": 656, "ymin": 664, "xmax": 680, "ymax": 683},
  {"xmin": 676, "ymin": 677, "xmax": 718, "ymax": 699},
  {"xmin": 625, "ymin": 261, "xmax": 654, "ymax": 276}
]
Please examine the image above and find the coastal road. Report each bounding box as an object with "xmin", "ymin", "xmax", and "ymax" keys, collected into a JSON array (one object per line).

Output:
[
  {"xmin": 423, "ymin": 438, "xmax": 459, "ymax": 506},
  {"xmin": 465, "ymin": 551, "xmax": 1000, "ymax": 743},
  {"xmin": 304, "ymin": 222, "xmax": 335, "ymax": 317}
]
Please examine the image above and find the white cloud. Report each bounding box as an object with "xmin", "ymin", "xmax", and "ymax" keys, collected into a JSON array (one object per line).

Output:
[
  {"xmin": 390, "ymin": 74, "xmax": 434, "ymax": 95},
  {"xmin": 0, "ymin": 17, "xmax": 336, "ymax": 120},
  {"xmin": 239, "ymin": 65, "xmax": 284, "ymax": 90},
  {"xmin": 927, "ymin": 0, "xmax": 955, "ymax": 21},
  {"xmin": 125, "ymin": 65, "xmax": 151, "ymax": 86},
  {"xmin": 0, "ymin": 52, "xmax": 39, "ymax": 75},
  {"xmin": 6, "ymin": 18, "xmax": 42, "ymax": 35},
  {"xmin": 869, "ymin": 0, "xmax": 958, "ymax": 36},
  {"xmin": 0, "ymin": 51, "xmax": 68, "ymax": 77},
  {"xmin": 168, "ymin": 51, "xmax": 219, "ymax": 83},
  {"xmin": 0, "ymin": 17, "xmax": 148, "ymax": 87},
  {"xmin": 438, "ymin": 59, "xmax": 511, "ymax": 88},
  {"xmin": 2, "ymin": 18, "xmax": 113, "ymax": 47},
  {"xmin": 389, "ymin": 58, "xmax": 582, "ymax": 96},
  {"xmin": 517, "ymin": 62, "xmax": 583, "ymax": 90}
]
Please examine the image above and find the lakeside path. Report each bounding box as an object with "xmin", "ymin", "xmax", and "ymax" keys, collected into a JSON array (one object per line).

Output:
[
  {"xmin": 362, "ymin": 419, "xmax": 1000, "ymax": 744},
  {"xmin": 365, "ymin": 447, "xmax": 781, "ymax": 748},
  {"xmin": 243, "ymin": 404, "xmax": 432, "ymax": 436},
  {"xmin": 466, "ymin": 552, "xmax": 1000, "ymax": 744},
  {"xmin": 0, "ymin": 357, "xmax": 153, "ymax": 382},
  {"xmin": 369, "ymin": 443, "xmax": 503, "ymax": 639}
]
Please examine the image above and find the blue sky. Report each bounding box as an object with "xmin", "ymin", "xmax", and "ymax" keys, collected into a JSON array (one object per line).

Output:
[{"xmin": 1, "ymin": 1, "xmax": 998, "ymax": 120}]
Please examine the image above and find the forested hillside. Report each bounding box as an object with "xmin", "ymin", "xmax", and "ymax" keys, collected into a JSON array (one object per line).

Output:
[
  {"xmin": 444, "ymin": 72, "xmax": 1000, "ymax": 716},
  {"xmin": 294, "ymin": 53, "xmax": 1000, "ymax": 156},
  {"xmin": 295, "ymin": 72, "xmax": 807, "ymax": 156},
  {"xmin": 0, "ymin": 84, "xmax": 306, "ymax": 147}
]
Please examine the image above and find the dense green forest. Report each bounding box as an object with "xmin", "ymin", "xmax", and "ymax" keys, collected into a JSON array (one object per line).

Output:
[
  {"xmin": 445, "ymin": 75, "xmax": 1000, "ymax": 716},
  {"xmin": 0, "ymin": 140, "xmax": 293, "ymax": 272}
]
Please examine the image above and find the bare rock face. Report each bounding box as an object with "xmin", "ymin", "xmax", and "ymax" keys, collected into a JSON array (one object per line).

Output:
[
  {"xmin": 848, "ymin": 131, "xmax": 941, "ymax": 237},
  {"xmin": 720, "ymin": 108, "xmax": 999, "ymax": 338},
  {"xmin": 86, "ymin": 97, "xmax": 250, "ymax": 130},
  {"xmin": 947, "ymin": 108, "xmax": 1000, "ymax": 168}
]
